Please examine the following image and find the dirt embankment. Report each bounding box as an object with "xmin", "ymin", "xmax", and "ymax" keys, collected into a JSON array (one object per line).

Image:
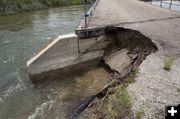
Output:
[
  {"xmin": 73, "ymin": 26, "xmax": 158, "ymax": 119},
  {"xmin": 76, "ymin": 25, "xmax": 180, "ymax": 119}
]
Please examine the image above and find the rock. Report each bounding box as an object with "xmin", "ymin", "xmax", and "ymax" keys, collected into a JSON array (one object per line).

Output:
[{"xmin": 104, "ymin": 49, "xmax": 137, "ymax": 78}]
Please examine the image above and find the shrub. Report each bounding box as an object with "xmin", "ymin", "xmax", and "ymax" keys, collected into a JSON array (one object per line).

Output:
[{"xmin": 0, "ymin": 0, "xmax": 82, "ymax": 15}]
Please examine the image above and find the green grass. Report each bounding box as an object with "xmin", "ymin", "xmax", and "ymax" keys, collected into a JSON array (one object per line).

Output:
[
  {"xmin": 136, "ymin": 108, "xmax": 144, "ymax": 119},
  {"xmin": 177, "ymin": 88, "xmax": 180, "ymax": 92},
  {"xmin": 164, "ymin": 57, "xmax": 174, "ymax": 71},
  {"xmin": 113, "ymin": 85, "xmax": 132, "ymax": 108},
  {"xmin": 0, "ymin": 0, "xmax": 82, "ymax": 15},
  {"xmin": 101, "ymin": 85, "xmax": 132, "ymax": 119},
  {"xmin": 122, "ymin": 68, "xmax": 139, "ymax": 85}
]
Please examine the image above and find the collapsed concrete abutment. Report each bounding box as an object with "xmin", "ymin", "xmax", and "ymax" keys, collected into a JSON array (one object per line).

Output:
[
  {"xmin": 26, "ymin": 26, "xmax": 159, "ymax": 118},
  {"xmin": 27, "ymin": 26, "xmax": 158, "ymax": 86},
  {"xmin": 74, "ymin": 27, "xmax": 159, "ymax": 118}
]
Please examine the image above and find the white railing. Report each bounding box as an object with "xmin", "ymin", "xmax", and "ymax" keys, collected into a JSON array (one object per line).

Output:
[{"xmin": 152, "ymin": 0, "xmax": 180, "ymax": 10}]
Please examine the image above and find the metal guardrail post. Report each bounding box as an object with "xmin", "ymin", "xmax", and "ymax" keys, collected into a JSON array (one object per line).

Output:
[
  {"xmin": 150, "ymin": 0, "xmax": 180, "ymax": 11},
  {"xmin": 90, "ymin": 0, "xmax": 93, "ymax": 15},
  {"xmin": 160, "ymin": 0, "xmax": 163, "ymax": 7},
  {"xmin": 83, "ymin": 0, "xmax": 88, "ymax": 27},
  {"xmin": 169, "ymin": 0, "xmax": 173, "ymax": 9},
  {"xmin": 78, "ymin": 0, "xmax": 88, "ymax": 53}
]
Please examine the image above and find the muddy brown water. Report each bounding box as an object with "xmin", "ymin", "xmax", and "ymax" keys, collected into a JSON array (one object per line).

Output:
[{"xmin": 0, "ymin": 5, "xmax": 109, "ymax": 119}]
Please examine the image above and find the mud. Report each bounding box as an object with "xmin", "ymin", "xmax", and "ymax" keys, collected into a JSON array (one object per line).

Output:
[{"xmin": 74, "ymin": 26, "xmax": 158, "ymax": 119}]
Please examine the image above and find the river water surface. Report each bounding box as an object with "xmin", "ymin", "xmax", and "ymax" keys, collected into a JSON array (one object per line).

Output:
[
  {"xmin": 0, "ymin": 5, "xmax": 111, "ymax": 119},
  {"xmin": 152, "ymin": 0, "xmax": 180, "ymax": 12}
]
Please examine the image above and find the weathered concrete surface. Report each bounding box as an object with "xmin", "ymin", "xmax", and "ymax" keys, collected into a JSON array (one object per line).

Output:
[
  {"xmin": 27, "ymin": 34, "xmax": 78, "ymax": 75},
  {"xmin": 81, "ymin": 0, "xmax": 180, "ymax": 118},
  {"xmin": 76, "ymin": 0, "xmax": 180, "ymax": 118},
  {"xmin": 76, "ymin": 0, "xmax": 180, "ymax": 39},
  {"xmin": 76, "ymin": 27, "xmax": 159, "ymax": 118},
  {"xmin": 88, "ymin": 0, "xmax": 180, "ymax": 27},
  {"xmin": 104, "ymin": 49, "xmax": 137, "ymax": 78},
  {"xmin": 78, "ymin": 35, "xmax": 110, "ymax": 53},
  {"xmin": 27, "ymin": 34, "xmax": 108, "ymax": 83},
  {"xmin": 114, "ymin": 4, "xmax": 180, "ymax": 118}
]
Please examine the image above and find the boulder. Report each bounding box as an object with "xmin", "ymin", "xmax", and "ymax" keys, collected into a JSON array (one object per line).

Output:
[{"xmin": 104, "ymin": 49, "xmax": 137, "ymax": 78}]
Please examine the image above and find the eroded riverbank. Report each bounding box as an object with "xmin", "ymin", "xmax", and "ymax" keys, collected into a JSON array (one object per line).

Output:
[
  {"xmin": 0, "ymin": 0, "xmax": 82, "ymax": 15},
  {"xmin": 74, "ymin": 27, "xmax": 158, "ymax": 119},
  {"xmin": 1, "ymin": 1, "xmax": 179, "ymax": 118},
  {"xmin": 0, "ymin": 5, "xmax": 86, "ymax": 119},
  {"xmin": 27, "ymin": 26, "xmax": 158, "ymax": 118}
]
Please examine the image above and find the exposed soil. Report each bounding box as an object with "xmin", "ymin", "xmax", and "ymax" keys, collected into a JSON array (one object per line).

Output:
[{"xmin": 75, "ymin": 26, "xmax": 158, "ymax": 119}]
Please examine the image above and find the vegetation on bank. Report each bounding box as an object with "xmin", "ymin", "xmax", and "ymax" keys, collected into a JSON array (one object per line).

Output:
[
  {"xmin": 136, "ymin": 108, "xmax": 144, "ymax": 119},
  {"xmin": 101, "ymin": 85, "xmax": 132, "ymax": 119},
  {"xmin": 0, "ymin": 0, "xmax": 82, "ymax": 15},
  {"xmin": 164, "ymin": 56, "xmax": 174, "ymax": 71}
]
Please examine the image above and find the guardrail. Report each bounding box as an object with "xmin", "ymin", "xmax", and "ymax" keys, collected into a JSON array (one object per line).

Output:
[
  {"xmin": 152, "ymin": 0, "xmax": 180, "ymax": 10},
  {"xmin": 77, "ymin": 0, "xmax": 98, "ymax": 53},
  {"xmin": 83, "ymin": 0, "xmax": 98, "ymax": 27}
]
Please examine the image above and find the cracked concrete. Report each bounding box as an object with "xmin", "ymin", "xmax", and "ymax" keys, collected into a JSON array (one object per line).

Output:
[
  {"xmin": 28, "ymin": 0, "xmax": 180, "ymax": 117},
  {"xmin": 27, "ymin": 34, "xmax": 106, "ymax": 84},
  {"xmin": 87, "ymin": 0, "xmax": 180, "ymax": 28},
  {"xmin": 77, "ymin": 0, "xmax": 180, "ymax": 118}
]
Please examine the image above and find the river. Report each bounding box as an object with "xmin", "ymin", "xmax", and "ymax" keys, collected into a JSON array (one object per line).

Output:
[
  {"xmin": 152, "ymin": 0, "xmax": 180, "ymax": 12},
  {"xmin": 2, "ymin": 2, "xmax": 178, "ymax": 119},
  {"xmin": 0, "ymin": 5, "xmax": 111, "ymax": 119}
]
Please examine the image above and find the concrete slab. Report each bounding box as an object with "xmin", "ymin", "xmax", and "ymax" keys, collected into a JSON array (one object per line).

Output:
[
  {"xmin": 27, "ymin": 34, "xmax": 78, "ymax": 75},
  {"xmin": 104, "ymin": 49, "xmax": 137, "ymax": 78},
  {"xmin": 27, "ymin": 34, "xmax": 111, "ymax": 84},
  {"xmin": 76, "ymin": 0, "xmax": 180, "ymax": 39},
  {"xmin": 88, "ymin": 0, "xmax": 180, "ymax": 27}
]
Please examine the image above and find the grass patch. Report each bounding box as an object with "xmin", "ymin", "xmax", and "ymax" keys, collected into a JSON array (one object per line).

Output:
[
  {"xmin": 113, "ymin": 85, "xmax": 132, "ymax": 108},
  {"xmin": 177, "ymin": 88, "xmax": 180, "ymax": 92},
  {"xmin": 122, "ymin": 68, "xmax": 139, "ymax": 85},
  {"xmin": 131, "ymin": 68, "xmax": 140, "ymax": 77},
  {"xmin": 136, "ymin": 108, "xmax": 144, "ymax": 119},
  {"xmin": 100, "ymin": 85, "xmax": 132, "ymax": 119},
  {"xmin": 164, "ymin": 56, "xmax": 174, "ymax": 71}
]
